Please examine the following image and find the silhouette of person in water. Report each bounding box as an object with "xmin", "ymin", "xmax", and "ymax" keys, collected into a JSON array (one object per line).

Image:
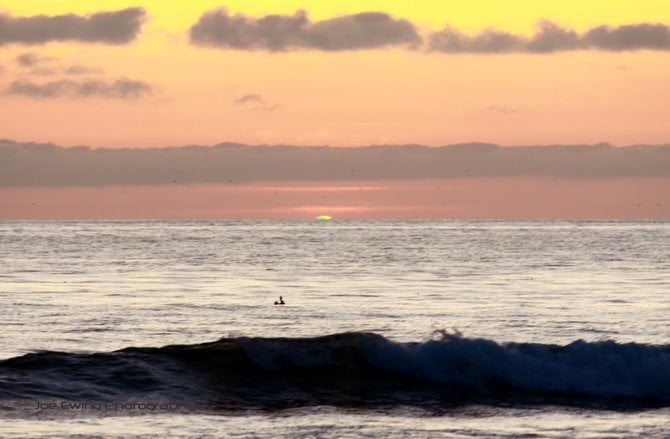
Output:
[{"xmin": 274, "ymin": 296, "xmax": 285, "ymax": 305}]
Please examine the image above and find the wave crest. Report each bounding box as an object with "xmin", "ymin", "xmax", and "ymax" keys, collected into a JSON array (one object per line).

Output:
[{"xmin": 2, "ymin": 332, "xmax": 669, "ymax": 411}]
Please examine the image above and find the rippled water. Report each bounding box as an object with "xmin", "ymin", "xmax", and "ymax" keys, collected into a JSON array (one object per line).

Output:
[{"xmin": 1, "ymin": 220, "xmax": 669, "ymax": 437}]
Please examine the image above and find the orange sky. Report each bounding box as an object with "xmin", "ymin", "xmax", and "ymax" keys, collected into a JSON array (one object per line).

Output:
[{"xmin": 0, "ymin": 1, "xmax": 668, "ymax": 218}]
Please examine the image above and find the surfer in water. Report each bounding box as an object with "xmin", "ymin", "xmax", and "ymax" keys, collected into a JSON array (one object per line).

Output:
[{"xmin": 274, "ymin": 296, "xmax": 285, "ymax": 305}]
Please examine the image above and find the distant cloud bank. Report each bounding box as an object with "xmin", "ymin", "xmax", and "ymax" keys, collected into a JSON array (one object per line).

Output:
[
  {"xmin": 188, "ymin": 8, "xmax": 670, "ymax": 53},
  {"xmin": 189, "ymin": 9, "xmax": 422, "ymax": 50},
  {"xmin": 1, "ymin": 6, "xmax": 667, "ymax": 52},
  {"xmin": 0, "ymin": 8, "xmax": 145, "ymax": 45},
  {"xmin": 1, "ymin": 140, "xmax": 669, "ymax": 187},
  {"xmin": 430, "ymin": 21, "xmax": 670, "ymax": 53}
]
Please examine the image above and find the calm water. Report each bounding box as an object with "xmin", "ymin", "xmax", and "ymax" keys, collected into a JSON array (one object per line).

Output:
[{"xmin": 1, "ymin": 220, "xmax": 669, "ymax": 437}]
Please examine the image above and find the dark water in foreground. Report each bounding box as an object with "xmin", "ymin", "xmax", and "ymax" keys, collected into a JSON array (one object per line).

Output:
[{"xmin": 1, "ymin": 220, "xmax": 669, "ymax": 437}]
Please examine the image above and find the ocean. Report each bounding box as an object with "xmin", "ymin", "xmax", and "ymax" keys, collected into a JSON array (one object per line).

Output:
[{"xmin": 0, "ymin": 220, "xmax": 669, "ymax": 438}]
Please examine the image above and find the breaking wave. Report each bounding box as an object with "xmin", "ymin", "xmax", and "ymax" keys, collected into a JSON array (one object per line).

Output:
[{"xmin": 1, "ymin": 332, "xmax": 669, "ymax": 413}]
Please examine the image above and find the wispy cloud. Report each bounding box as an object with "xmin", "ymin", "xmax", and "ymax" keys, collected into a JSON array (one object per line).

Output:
[
  {"xmin": 6, "ymin": 78, "xmax": 153, "ymax": 100},
  {"xmin": 14, "ymin": 52, "xmax": 105, "ymax": 76},
  {"xmin": 485, "ymin": 105, "xmax": 530, "ymax": 115},
  {"xmin": 235, "ymin": 94, "xmax": 265, "ymax": 105},
  {"xmin": 15, "ymin": 52, "xmax": 52, "ymax": 67},
  {"xmin": 28, "ymin": 67, "xmax": 58, "ymax": 76},
  {"xmin": 63, "ymin": 65, "xmax": 104, "ymax": 75},
  {"xmin": 234, "ymin": 93, "xmax": 279, "ymax": 111},
  {"xmin": 189, "ymin": 9, "xmax": 421, "ymax": 51},
  {"xmin": 430, "ymin": 21, "xmax": 670, "ymax": 53},
  {"xmin": 0, "ymin": 8, "xmax": 146, "ymax": 45},
  {"xmin": 1, "ymin": 141, "xmax": 669, "ymax": 187}
]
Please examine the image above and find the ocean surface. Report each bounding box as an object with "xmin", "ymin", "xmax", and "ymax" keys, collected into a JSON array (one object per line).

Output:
[{"xmin": 0, "ymin": 220, "xmax": 669, "ymax": 438}]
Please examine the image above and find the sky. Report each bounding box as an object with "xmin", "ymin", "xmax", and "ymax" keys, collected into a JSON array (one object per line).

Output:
[{"xmin": 1, "ymin": 1, "xmax": 669, "ymax": 219}]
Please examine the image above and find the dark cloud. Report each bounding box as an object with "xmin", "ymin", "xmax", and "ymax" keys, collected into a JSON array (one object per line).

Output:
[
  {"xmin": 189, "ymin": 9, "xmax": 421, "ymax": 51},
  {"xmin": 430, "ymin": 21, "xmax": 670, "ymax": 53},
  {"xmin": 190, "ymin": 10, "xmax": 308, "ymax": 51},
  {"xmin": 6, "ymin": 78, "xmax": 153, "ymax": 99},
  {"xmin": 1, "ymin": 141, "xmax": 668, "ymax": 187},
  {"xmin": 0, "ymin": 8, "xmax": 145, "ymax": 45},
  {"xmin": 525, "ymin": 21, "xmax": 581, "ymax": 52},
  {"xmin": 189, "ymin": 10, "xmax": 670, "ymax": 53},
  {"xmin": 584, "ymin": 23, "xmax": 670, "ymax": 50},
  {"xmin": 302, "ymin": 11, "xmax": 422, "ymax": 50},
  {"xmin": 428, "ymin": 26, "xmax": 523, "ymax": 53}
]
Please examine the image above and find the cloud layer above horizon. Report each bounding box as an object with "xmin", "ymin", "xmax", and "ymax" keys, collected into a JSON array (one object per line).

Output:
[
  {"xmin": 189, "ymin": 9, "xmax": 421, "ymax": 51},
  {"xmin": 1, "ymin": 140, "xmax": 669, "ymax": 187},
  {"xmin": 0, "ymin": 8, "xmax": 145, "ymax": 45},
  {"xmin": 430, "ymin": 21, "xmax": 670, "ymax": 53},
  {"xmin": 188, "ymin": 8, "xmax": 670, "ymax": 52},
  {"xmin": 1, "ymin": 6, "xmax": 668, "ymax": 53}
]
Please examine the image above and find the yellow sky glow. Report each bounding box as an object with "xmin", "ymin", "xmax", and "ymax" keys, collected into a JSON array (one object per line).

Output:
[
  {"xmin": 6, "ymin": 0, "xmax": 670, "ymax": 31},
  {"xmin": 0, "ymin": 1, "xmax": 668, "ymax": 147}
]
